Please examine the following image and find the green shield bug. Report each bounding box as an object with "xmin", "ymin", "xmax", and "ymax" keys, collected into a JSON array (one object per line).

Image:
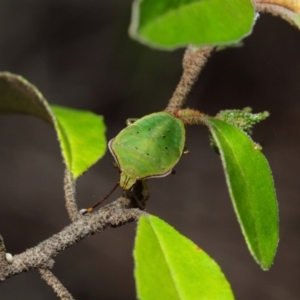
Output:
[
  {"xmin": 82, "ymin": 111, "xmax": 186, "ymax": 214},
  {"xmin": 109, "ymin": 112, "xmax": 186, "ymax": 190}
]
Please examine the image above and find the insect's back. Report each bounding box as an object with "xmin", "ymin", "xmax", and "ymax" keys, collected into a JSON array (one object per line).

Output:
[{"xmin": 109, "ymin": 112, "xmax": 185, "ymax": 189}]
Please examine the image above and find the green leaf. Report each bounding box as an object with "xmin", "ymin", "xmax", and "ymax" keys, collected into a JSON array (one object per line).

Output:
[
  {"xmin": 129, "ymin": 0, "xmax": 255, "ymax": 50},
  {"xmin": 0, "ymin": 72, "xmax": 106, "ymax": 178},
  {"xmin": 205, "ymin": 117, "xmax": 278, "ymax": 270},
  {"xmin": 51, "ymin": 105, "xmax": 106, "ymax": 178},
  {"xmin": 134, "ymin": 215, "xmax": 234, "ymax": 300}
]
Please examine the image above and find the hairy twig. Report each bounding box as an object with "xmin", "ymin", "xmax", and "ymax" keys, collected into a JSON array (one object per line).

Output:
[
  {"xmin": 253, "ymin": 0, "xmax": 300, "ymax": 13},
  {"xmin": 0, "ymin": 235, "xmax": 6, "ymax": 261},
  {"xmin": 165, "ymin": 46, "xmax": 214, "ymax": 114},
  {"xmin": 0, "ymin": 236, "xmax": 14, "ymax": 268},
  {"xmin": 64, "ymin": 169, "xmax": 80, "ymax": 222},
  {"xmin": 174, "ymin": 109, "xmax": 207, "ymax": 126},
  {"xmin": 0, "ymin": 197, "xmax": 144, "ymax": 281},
  {"xmin": 39, "ymin": 268, "xmax": 75, "ymax": 300},
  {"xmin": 0, "ymin": 235, "xmax": 6, "ymax": 257},
  {"xmin": 253, "ymin": 1, "xmax": 300, "ymax": 29}
]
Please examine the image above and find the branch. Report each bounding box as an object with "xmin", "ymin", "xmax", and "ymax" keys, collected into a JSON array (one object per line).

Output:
[
  {"xmin": 0, "ymin": 235, "xmax": 14, "ymax": 265},
  {"xmin": 0, "ymin": 235, "xmax": 5, "ymax": 252},
  {"xmin": 165, "ymin": 46, "xmax": 214, "ymax": 114},
  {"xmin": 39, "ymin": 268, "xmax": 75, "ymax": 300},
  {"xmin": 174, "ymin": 109, "xmax": 207, "ymax": 126},
  {"xmin": 253, "ymin": 1, "xmax": 300, "ymax": 29},
  {"xmin": 0, "ymin": 235, "xmax": 6, "ymax": 262},
  {"xmin": 253, "ymin": 0, "xmax": 300, "ymax": 13},
  {"xmin": 64, "ymin": 169, "xmax": 80, "ymax": 222},
  {"xmin": 0, "ymin": 197, "xmax": 144, "ymax": 281}
]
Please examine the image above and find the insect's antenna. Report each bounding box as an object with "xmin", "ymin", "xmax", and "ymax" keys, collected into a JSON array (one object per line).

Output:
[{"xmin": 83, "ymin": 182, "xmax": 119, "ymax": 214}]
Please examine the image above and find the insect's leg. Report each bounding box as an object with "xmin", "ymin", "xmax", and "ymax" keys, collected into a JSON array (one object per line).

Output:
[
  {"xmin": 169, "ymin": 147, "xmax": 189, "ymax": 177},
  {"xmin": 82, "ymin": 182, "xmax": 119, "ymax": 214},
  {"xmin": 183, "ymin": 146, "xmax": 190, "ymax": 154},
  {"xmin": 170, "ymin": 147, "xmax": 188, "ymax": 176},
  {"xmin": 126, "ymin": 118, "xmax": 139, "ymax": 126},
  {"xmin": 140, "ymin": 180, "xmax": 149, "ymax": 204},
  {"xmin": 112, "ymin": 161, "xmax": 119, "ymax": 169},
  {"xmin": 125, "ymin": 180, "xmax": 148, "ymax": 210},
  {"xmin": 133, "ymin": 197, "xmax": 145, "ymax": 210}
]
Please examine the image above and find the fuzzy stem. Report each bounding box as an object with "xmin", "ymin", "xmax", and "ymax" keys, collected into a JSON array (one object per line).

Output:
[
  {"xmin": 253, "ymin": 1, "xmax": 300, "ymax": 29},
  {"xmin": 253, "ymin": 0, "xmax": 300, "ymax": 13},
  {"xmin": 0, "ymin": 198, "xmax": 144, "ymax": 281},
  {"xmin": 39, "ymin": 268, "xmax": 75, "ymax": 300},
  {"xmin": 0, "ymin": 235, "xmax": 5, "ymax": 253},
  {"xmin": 180, "ymin": 116, "xmax": 207, "ymax": 126},
  {"xmin": 64, "ymin": 169, "xmax": 80, "ymax": 222},
  {"xmin": 165, "ymin": 46, "xmax": 214, "ymax": 114},
  {"xmin": 0, "ymin": 235, "xmax": 6, "ymax": 261},
  {"xmin": 173, "ymin": 108, "xmax": 207, "ymax": 126}
]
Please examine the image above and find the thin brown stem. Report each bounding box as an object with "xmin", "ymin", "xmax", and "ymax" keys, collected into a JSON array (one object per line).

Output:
[
  {"xmin": 253, "ymin": 1, "xmax": 300, "ymax": 29},
  {"xmin": 165, "ymin": 46, "xmax": 214, "ymax": 114},
  {"xmin": 39, "ymin": 268, "xmax": 75, "ymax": 300},
  {"xmin": 64, "ymin": 169, "xmax": 80, "ymax": 222}
]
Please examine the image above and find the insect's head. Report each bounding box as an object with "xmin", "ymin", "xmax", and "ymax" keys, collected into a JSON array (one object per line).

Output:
[{"xmin": 120, "ymin": 168, "xmax": 139, "ymax": 190}]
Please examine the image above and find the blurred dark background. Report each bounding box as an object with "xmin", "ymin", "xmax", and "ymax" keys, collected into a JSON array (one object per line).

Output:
[{"xmin": 0, "ymin": 1, "xmax": 300, "ymax": 299}]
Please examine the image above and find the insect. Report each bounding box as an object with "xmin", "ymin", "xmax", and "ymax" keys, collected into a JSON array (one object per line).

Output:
[
  {"xmin": 109, "ymin": 111, "xmax": 186, "ymax": 190},
  {"xmin": 83, "ymin": 112, "xmax": 185, "ymax": 214},
  {"xmin": 123, "ymin": 179, "xmax": 149, "ymax": 209}
]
